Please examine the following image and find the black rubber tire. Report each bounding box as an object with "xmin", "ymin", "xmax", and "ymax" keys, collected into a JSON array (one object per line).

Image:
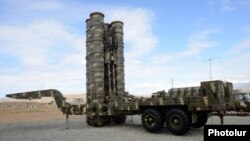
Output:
[
  {"xmin": 86, "ymin": 116, "xmax": 92, "ymax": 126},
  {"xmin": 113, "ymin": 116, "xmax": 126, "ymax": 124},
  {"xmin": 192, "ymin": 113, "xmax": 208, "ymax": 128},
  {"xmin": 165, "ymin": 108, "xmax": 191, "ymax": 135},
  {"xmin": 92, "ymin": 116, "xmax": 105, "ymax": 127},
  {"xmin": 105, "ymin": 117, "xmax": 112, "ymax": 125},
  {"xmin": 142, "ymin": 108, "xmax": 164, "ymax": 133}
]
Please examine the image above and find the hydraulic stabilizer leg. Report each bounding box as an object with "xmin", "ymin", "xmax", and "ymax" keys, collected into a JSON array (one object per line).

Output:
[
  {"xmin": 218, "ymin": 111, "xmax": 224, "ymax": 125},
  {"xmin": 66, "ymin": 114, "xmax": 69, "ymax": 129}
]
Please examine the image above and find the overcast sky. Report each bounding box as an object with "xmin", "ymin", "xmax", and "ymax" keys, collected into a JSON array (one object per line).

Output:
[{"xmin": 1, "ymin": 0, "xmax": 250, "ymax": 98}]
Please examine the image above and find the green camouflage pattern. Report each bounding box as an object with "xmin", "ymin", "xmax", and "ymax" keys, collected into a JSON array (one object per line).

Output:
[
  {"xmin": 85, "ymin": 12, "xmax": 126, "ymax": 119},
  {"xmin": 105, "ymin": 80, "xmax": 234, "ymax": 114},
  {"xmin": 5, "ymin": 80, "xmax": 234, "ymax": 120},
  {"xmin": 5, "ymin": 12, "xmax": 234, "ymax": 128}
]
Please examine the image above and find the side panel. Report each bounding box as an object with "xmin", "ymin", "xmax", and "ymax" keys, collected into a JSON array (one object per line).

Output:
[{"xmin": 200, "ymin": 80, "xmax": 234, "ymax": 111}]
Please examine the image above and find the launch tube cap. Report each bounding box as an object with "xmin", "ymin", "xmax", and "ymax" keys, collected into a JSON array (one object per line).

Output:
[
  {"xmin": 90, "ymin": 12, "xmax": 105, "ymax": 17},
  {"xmin": 111, "ymin": 21, "xmax": 124, "ymax": 25},
  {"xmin": 85, "ymin": 18, "xmax": 90, "ymax": 23}
]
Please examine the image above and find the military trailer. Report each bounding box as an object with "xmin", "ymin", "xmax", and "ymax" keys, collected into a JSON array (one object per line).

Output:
[{"xmin": 6, "ymin": 12, "xmax": 234, "ymax": 135}]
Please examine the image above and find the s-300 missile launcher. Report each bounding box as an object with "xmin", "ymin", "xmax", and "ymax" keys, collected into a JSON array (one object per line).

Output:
[{"xmin": 6, "ymin": 12, "xmax": 234, "ymax": 135}]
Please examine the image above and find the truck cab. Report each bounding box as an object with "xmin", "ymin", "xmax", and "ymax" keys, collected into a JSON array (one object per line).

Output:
[{"xmin": 234, "ymin": 93, "xmax": 250, "ymax": 114}]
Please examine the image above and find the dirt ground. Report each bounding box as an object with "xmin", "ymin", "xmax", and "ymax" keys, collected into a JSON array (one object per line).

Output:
[{"xmin": 0, "ymin": 102, "xmax": 65, "ymax": 123}]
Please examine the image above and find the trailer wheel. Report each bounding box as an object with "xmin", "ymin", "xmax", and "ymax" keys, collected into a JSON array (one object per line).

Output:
[
  {"xmin": 192, "ymin": 113, "xmax": 208, "ymax": 128},
  {"xmin": 113, "ymin": 116, "xmax": 126, "ymax": 124},
  {"xmin": 166, "ymin": 108, "xmax": 191, "ymax": 135},
  {"xmin": 142, "ymin": 109, "xmax": 164, "ymax": 133}
]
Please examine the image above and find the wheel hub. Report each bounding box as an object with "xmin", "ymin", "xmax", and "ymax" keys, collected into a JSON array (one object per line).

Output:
[
  {"xmin": 170, "ymin": 115, "xmax": 181, "ymax": 127},
  {"xmin": 145, "ymin": 115, "xmax": 155, "ymax": 126},
  {"xmin": 173, "ymin": 118, "xmax": 180, "ymax": 124}
]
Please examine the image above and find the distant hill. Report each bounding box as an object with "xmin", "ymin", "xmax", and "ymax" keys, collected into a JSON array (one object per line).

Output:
[
  {"xmin": 234, "ymin": 82, "xmax": 250, "ymax": 88},
  {"xmin": 233, "ymin": 82, "xmax": 250, "ymax": 93}
]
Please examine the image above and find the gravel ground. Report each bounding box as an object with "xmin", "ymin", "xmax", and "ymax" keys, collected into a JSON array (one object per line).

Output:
[{"xmin": 0, "ymin": 115, "xmax": 249, "ymax": 141}]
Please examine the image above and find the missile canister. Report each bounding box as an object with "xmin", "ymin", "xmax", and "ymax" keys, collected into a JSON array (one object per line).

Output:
[
  {"xmin": 85, "ymin": 12, "xmax": 126, "ymax": 119},
  {"xmin": 87, "ymin": 12, "xmax": 105, "ymax": 103},
  {"xmin": 111, "ymin": 21, "xmax": 125, "ymax": 94}
]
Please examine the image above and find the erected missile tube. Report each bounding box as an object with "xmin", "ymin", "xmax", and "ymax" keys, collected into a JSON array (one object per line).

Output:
[
  {"xmin": 111, "ymin": 21, "xmax": 125, "ymax": 94},
  {"xmin": 103, "ymin": 23, "xmax": 112, "ymax": 97},
  {"xmin": 86, "ymin": 12, "xmax": 110, "ymax": 126},
  {"xmin": 85, "ymin": 12, "xmax": 128, "ymax": 126},
  {"xmin": 85, "ymin": 18, "xmax": 91, "ymax": 104},
  {"xmin": 88, "ymin": 12, "xmax": 105, "ymax": 102}
]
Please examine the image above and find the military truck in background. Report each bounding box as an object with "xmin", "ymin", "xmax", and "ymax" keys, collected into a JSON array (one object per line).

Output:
[
  {"xmin": 6, "ymin": 12, "xmax": 234, "ymax": 135},
  {"xmin": 233, "ymin": 93, "xmax": 250, "ymax": 115}
]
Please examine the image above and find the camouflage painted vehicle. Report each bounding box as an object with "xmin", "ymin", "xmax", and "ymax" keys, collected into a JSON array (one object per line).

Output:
[
  {"xmin": 6, "ymin": 80, "xmax": 233, "ymax": 135},
  {"xmin": 6, "ymin": 12, "xmax": 234, "ymax": 135}
]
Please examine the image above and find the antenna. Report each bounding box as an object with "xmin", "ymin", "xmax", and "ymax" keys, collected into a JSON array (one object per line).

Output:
[
  {"xmin": 171, "ymin": 78, "xmax": 174, "ymax": 89},
  {"xmin": 204, "ymin": 57, "xmax": 219, "ymax": 80},
  {"xmin": 218, "ymin": 58, "xmax": 226, "ymax": 81}
]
